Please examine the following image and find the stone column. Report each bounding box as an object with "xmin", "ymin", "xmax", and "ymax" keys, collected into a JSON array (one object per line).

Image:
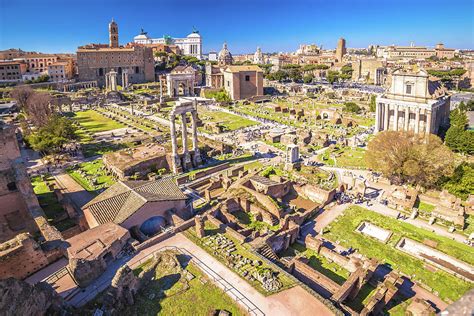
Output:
[
  {"xmin": 170, "ymin": 114, "xmax": 181, "ymax": 173},
  {"xmin": 105, "ymin": 73, "xmax": 109, "ymax": 91},
  {"xmin": 181, "ymin": 113, "xmax": 191, "ymax": 170},
  {"xmin": 414, "ymin": 108, "xmax": 420, "ymax": 134},
  {"xmin": 383, "ymin": 103, "xmax": 389, "ymax": 131},
  {"xmin": 374, "ymin": 103, "xmax": 380, "ymax": 133},
  {"xmin": 404, "ymin": 107, "xmax": 410, "ymax": 131},
  {"xmin": 426, "ymin": 110, "xmax": 432, "ymax": 135},
  {"xmin": 191, "ymin": 109, "xmax": 202, "ymax": 166},
  {"xmin": 393, "ymin": 105, "xmax": 399, "ymax": 131}
]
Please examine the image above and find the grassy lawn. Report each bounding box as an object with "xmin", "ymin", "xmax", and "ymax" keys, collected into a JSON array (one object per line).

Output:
[
  {"xmin": 66, "ymin": 159, "xmax": 115, "ymax": 192},
  {"xmin": 31, "ymin": 175, "xmax": 76, "ymax": 232},
  {"xmin": 198, "ymin": 107, "xmax": 259, "ymax": 132},
  {"xmin": 123, "ymin": 261, "xmax": 247, "ymax": 316},
  {"xmin": 184, "ymin": 221, "xmax": 296, "ymax": 296},
  {"xmin": 81, "ymin": 141, "xmax": 133, "ymax": 158},
  {"xmin": 320, "ymin": 146, "xmax": 367, "ymax": 169},
  {"xmin": 344, "ymin": 283, "xmax": 377, "ymax": 312},
  {"xmin": 67, "ymin": 110, "xmax": 125, "ymax": 133},
  {"xmin": 414, "ymin": 200, "xmax": 436, "ymax": 213},
  {"xmin": 323, "ymin": 206, "xmax": 474, "ymax": 302},
  {"xmin": 280, "ymin": 243, "xmax": 350, "ymax": 285},
  {"xmin": 464, "ymin": 215, "xmax": 474, "ymax": 237}
]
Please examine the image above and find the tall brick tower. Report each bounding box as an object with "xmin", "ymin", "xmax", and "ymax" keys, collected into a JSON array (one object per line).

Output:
[
  {"xmin": 336, "ymin": 37, "xmax": 346, "ymax": 62},
  {"xmin": 109, "ymin": 19, "xmax": 119, "ymax": 48}
]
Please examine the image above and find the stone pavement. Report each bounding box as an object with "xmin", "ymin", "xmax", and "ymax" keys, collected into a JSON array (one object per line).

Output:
[{"xmin": 54, "ymin": 173, "xmax": 95, "ymax": 209}]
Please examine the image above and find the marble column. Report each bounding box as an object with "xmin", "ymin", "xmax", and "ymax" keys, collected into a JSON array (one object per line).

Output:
[
  {"xmin": 426, "ymin": 110, "xmax": 432, "ymax": 135},
  {"xmin": 404, "ymin": 107, "xmax": 410, "ymax": 131},
  {"xmin": 393, "ymin": 105, "xmax": 399, "ymax": 131},
  {"xmin": 181, "ymin": 113, "xmax": 191, "ymax": 169},
  {"xmin": 170, "ymin": 114, "xmax": 181, "ymax": 173},
  {"xmin": 191, "ymin": 110, "xmax": 202, "ymax": 166},
  {"xmin": 374, "ymin": 103, "xmax": 380, "ymax": 133},
  {"xmin": 383, "ymin": 103, "xmax": 389, "ymax": 131},
  {"xmin": 414, "ymin": 108, "xmax": 420, "ymax": 134}
]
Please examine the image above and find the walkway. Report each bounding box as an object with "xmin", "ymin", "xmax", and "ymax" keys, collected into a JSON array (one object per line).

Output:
[
  {"xmin": 54, "ymin": 173, "xmax": 95, "ymax": 209},
  {"xmin": 129, "ymin": 233, "xmax": 335, "ymax": 316}
]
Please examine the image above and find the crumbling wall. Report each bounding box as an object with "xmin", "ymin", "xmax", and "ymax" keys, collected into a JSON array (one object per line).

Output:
[
  {"xmin": 0, "ymin": 233, "xmax": 62, "ymax": 280},
  {"xmin": 0, "ymin": 278, "xmax": 69, "ymax": 316}
]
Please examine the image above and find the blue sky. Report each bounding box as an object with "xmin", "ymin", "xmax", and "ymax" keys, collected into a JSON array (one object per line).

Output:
[{"xmin": 0, "ymin": 0, "xmax": 473, "ymax": 54}]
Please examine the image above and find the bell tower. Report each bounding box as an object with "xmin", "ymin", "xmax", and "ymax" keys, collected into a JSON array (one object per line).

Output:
[{"xmin": 109, "ymin": 19, "xmax": 119, "ymax": 48}]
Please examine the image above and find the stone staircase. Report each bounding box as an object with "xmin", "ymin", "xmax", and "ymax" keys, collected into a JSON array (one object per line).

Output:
[{"xmin": 257, "ymin": 243, "xmax": 279, "ymax": 263}]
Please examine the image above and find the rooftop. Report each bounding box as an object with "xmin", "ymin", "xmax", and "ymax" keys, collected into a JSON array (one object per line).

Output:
[{"xmin": 84, "ymin": 178, "xmax": 187, "ymax": 225}]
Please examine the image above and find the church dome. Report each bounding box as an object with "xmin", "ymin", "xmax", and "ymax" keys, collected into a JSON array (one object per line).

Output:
[
  {"xmin": 140, "ymin": 216, "xmax": 167, "ymax": 236},
  {"xmin": 218, "ymin": 42, "xmax": 233, "ymax": 65},
  {"xmin": 187, "ymin": 32, "xmax": 201, "ymax": 38}
]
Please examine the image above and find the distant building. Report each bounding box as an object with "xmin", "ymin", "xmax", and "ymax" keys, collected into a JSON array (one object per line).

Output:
[
  {"xmin": 77, "ymin": 19, "xmax": 155, "ymax": 87},
  {"xmin": 47, "ymin": 60, "xmax": 74, "ymax": 81},
  {"xmin": 208, "ymin": 51, "xmax": 218, "ymax": 61},
  {"xmin": 133, "ymin": 28, "xmax": 202, "ymax": 59},
  {"xmin": 376, "ymin": 43, "xmax": 455, "ymax": 60},
  {"xmin": 0, "ymin": 60, "xmax": 27, "ymax": 82},
  {"xmin": 336, "ymin": 38, "xmax": 346, "ymax": 62},
  {"xmin": 253, "ymin": 47, "xmax": 264, "ymax": 64},
  {"xmin": 375, "ymin": 69, "xmax": 450, "ymax": 135},
  {"xmin": 223, "ymin": 65, "xmax": 264, "ymax": 100},
  {"xmin": 218, "ymin": 42, "xmax": 233, "ymax": 66},
  {"xmin": 352, "ymin": 58, "xmax": 386, "ymax": 85}
]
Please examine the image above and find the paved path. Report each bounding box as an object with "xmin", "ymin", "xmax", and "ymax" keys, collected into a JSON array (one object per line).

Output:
[
  {"xmin": 131, "ymin": 233, "xmax": 335, "ymax": 316},
  {"xmin": 36, "ymin": 233, "xmax": 335, "ymax": 315},
  {"xmin": 54, "ymin": 173, "xmax": 95, "ymax": 208}
]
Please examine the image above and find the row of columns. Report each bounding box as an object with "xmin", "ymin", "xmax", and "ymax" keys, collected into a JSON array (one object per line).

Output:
[
  {"xmin": 63, "ymin": 81, "xmax": 97, "ymax": 92},
  {"xmin": 169, "ymin": 106, "xmax": 202, "ymax": 173},
  {"xmin": 375, "ymin": 103, "xmax": 433, "ymax": 135}
]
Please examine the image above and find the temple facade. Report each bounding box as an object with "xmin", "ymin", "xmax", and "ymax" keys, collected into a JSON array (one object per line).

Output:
[
  {"xmin": 133, "ymin": 29, "xmax": 202, "ymax": 59},
  {"xmin": 375, "ymin": 69, "xmax": 450, "ymax": 135}
]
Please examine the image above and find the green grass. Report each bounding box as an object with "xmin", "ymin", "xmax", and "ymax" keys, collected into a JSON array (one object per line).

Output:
[
  {"xmin": 184, "ymin": 221, "xmax": 296, "ymax": 295},
  {"xmin": 281, "ymin": 243, "xmax": 350, "ymax": 285},
  {"xmin": 414, "ymin": 200, "xmax": 436, "ymax": 213},
  {"xmin": 31, "ymin": 175, "xmax": 76, "ymax": 232},
  {"xmin": 320, "ymin": 146, "xmax": 366, "ymax": 169},
  {"xmin": 68, "ymin": 110, "xmax": 125, "ymax": 133},
  {"xmin": 81, "ymin": 141, "xmax": 133, "ymax": 158},
  {"xmin": 464, "ymin": 215, "xmax": 474, "ymax": 236},
  {"xmin": 198, "ymin": 107, "xmax": 259, "ymax": 132},
  {"xmin": 323, "ymin": 206, "xmax": 474, "ymax": 302},
  {"xmin": 344, "ymin": 283, "xmax": 377, "ymax": 312},
  {"xmin": 66, "ymin": 159, "xmax": 115, "ymax": 192}
]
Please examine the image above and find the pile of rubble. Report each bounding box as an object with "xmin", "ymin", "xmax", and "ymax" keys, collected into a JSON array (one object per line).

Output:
[{"xmin": 203, "ymin": 234, "xmax": 282, "ymax": 292}]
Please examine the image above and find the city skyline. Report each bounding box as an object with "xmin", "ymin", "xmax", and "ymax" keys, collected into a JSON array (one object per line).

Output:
[{"xmin": 1, "ymin": 0, "xmax": 473, "ymax": 54}]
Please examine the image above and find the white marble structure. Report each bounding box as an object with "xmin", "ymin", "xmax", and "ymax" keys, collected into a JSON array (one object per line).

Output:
[
  {"xmin": 105, "ymin": 69, "xmax": 118, "ymax": 92},
  {"xmin": 286, "ymin": 144, "xmax": 299, "ymax": 163},
  {"xmin": 134, "ymin": 29, "xmax": 202, "ymax": 59},
  {"xmin": 375, "ymin": 69, "xmax": 450, "ymax": 135},
  {"xmin": 169, "ymin": 100, "xmax": 202, "ymax": 173},
  {"xmin": 166, "ymin": 65, "xmax": 196, "ymax": 97},
  {"xmin": 253, "ymin": 47, "xmax": 264, "ymax": 64}
]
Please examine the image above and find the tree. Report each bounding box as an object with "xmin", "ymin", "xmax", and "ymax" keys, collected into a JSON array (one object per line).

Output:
[
  {"xmin": 10, "ymin": 85, "xmax": 34, "ymax": 111},
  {"xmin": 366, "ymin": 131, "xmax": 455, "ymax": 187},
  {"xmin": 445, "ymin": 106, "xmax": 474, "ymax": 154},
  {"xmin": 327, "ymin": 70, "xmax": 339, "ymax": 84},
  {"xmin": 26, "ymin": 115, "xmax": 77, "ymax": 154},
  {"xmin": 272, "ymin": 70, "xmax": 288, "ymax": 82},
  {"xmin": 369, "ymin": 95, "xmax": 376, "ymax": 112},
  {"xmin": 204, "ymin": 89, "xmax": 231, "ymax": 103},
  {"xmin": 303, "ymin": 74, "xmax": 314, "ymax": 84},
  {"xmin": 439, "ymin": 162, "xmax": 474, "ymax": 200},
  {"xmin": 25, "ymin": 92, "xmax": 53, "ymax": 127},
  {"xmin": 343, "ymin": 102, "xmax": 361, "ymax": 114}
]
